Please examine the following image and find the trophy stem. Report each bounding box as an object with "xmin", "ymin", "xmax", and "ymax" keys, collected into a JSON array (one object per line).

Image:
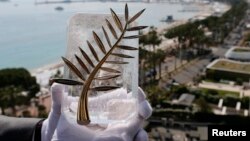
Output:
[
  {"xmin": 77, "ymin": 89, "xmax": 90, "ymax": 125},
  {"xmin": 76, "ymin": 23, "xmax": 128, "ymax": 125}
]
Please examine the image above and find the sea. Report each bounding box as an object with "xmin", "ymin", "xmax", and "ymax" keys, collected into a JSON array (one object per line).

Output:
[{"xmin": 0, "ymin": 0, "xmax": 199, "ymax": 70}]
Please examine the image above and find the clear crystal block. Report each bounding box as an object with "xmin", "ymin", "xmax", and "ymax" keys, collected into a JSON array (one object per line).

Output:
[{"xmin": 61, "ymin": 13, "xmax": 138, "ymax": 125}]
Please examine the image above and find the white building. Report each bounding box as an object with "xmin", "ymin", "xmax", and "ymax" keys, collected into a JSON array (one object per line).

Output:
[{"xmin": 225, "ymin": 47, "xmax": 250, "ymax": 62}]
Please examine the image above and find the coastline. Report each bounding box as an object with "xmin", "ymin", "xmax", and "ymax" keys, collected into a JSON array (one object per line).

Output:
[
  {"xmin": 30, "ymin": 61, "xmax": 63, "ymax": 75},
  {"xmin": 31, "ymin": 61, "xmax": 64, "ymax": 87},
  {"xmin": 31, "ymin": 1, "xmax": 231, "ymax": 85},
  {"xmin": 157, "ymin": 2, "xmax": 231, "ymax": 33}
]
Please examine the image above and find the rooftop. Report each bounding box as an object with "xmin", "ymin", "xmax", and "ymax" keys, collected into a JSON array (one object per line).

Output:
[
  {"xmin": 233, "ymin": 48, "xmax": 250, "ymax": 52},
  {"xmin": 172, "ymin": 93, "xmax": 195, "ymax": 106},
  {"xmin": 225, "ymin": 47, "xmax": 250, "ymax": 61},
  {"xmin": 207, "ymin": 59, "xmax": 250, "ymax": 74}
]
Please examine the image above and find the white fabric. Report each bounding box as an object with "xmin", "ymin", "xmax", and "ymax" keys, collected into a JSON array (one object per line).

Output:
[
  {"xmin": 42, "ymin": 84, "xmax": 63, "ymax": 141},
  {"xmin": 41, "ymin": 84, "xmax": 152, "ymax": 141}
]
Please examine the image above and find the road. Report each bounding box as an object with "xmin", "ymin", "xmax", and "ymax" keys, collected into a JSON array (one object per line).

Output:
[
  {"xmin": 157, "ymin": 8, "xmax": 250, "ymax": 86},
  {"xmin": 163, "ymin": 21, "xmax": 248, "ymax": 85},
  {"xmin": 169, "ymin": 56, "xmax": 210, "ymax": 85}
]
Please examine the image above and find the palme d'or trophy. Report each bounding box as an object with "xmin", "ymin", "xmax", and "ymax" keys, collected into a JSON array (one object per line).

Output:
[{"xmin": 51, "ymin": 4, "xmax": 147, "ymax": 125}]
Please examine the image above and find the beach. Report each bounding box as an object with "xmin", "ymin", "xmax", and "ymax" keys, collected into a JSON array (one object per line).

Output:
[
  {"xmin": 31, "ymin": 61, "xmax": 64, "ymax": 87},
  {"xmin": 26, "ymin": 1, "xmax": 231, "ymax": 86},
  {"xmin": 0, "ymin": 0, "xmax": 203, "ymax": 70}
]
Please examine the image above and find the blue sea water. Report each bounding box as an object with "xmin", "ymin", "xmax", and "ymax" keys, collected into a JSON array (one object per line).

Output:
[{"xmin": 0, "ymin": 0, "xmax": 198, "ymax": 69}]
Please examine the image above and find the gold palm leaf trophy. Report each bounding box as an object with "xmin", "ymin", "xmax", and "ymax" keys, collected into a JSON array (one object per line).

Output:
[{"xmin": 52, "ymin": 4, "xmax": 147, "ymax": 125}]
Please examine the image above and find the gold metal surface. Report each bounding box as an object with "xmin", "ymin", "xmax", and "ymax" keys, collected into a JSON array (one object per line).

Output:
[{"xmin": 52, "ymin": 4, "xmax": 147, "ymax": 125}]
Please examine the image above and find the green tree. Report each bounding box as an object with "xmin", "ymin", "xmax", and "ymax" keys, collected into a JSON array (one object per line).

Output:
[
  {"xmin": 196, "ymin": 97, "xmax": 212, "ymax": 113},
  {"xmin": 206, "ymin": 89, "xmax": 218, "ymax": 96},
  {"xmin": 139, "ymin": 46, "xmax": 151, "ymax": 86},
  {"xmin": 236, "ymin": 78, "xmax": 243, "ymax": 85},
  {"xmin": 169, "ymin": 45, "xmax": 178, "ymax": 71},
  {"xmin": 140, "ymin": 26, "xmax": 162, "ymax": 52},
  {"xmin": 165, "ymin": 22, "xmax": 208, "ymax": 65},
  {"xmin": 0, "ymin": 68, "xmax": 40, "ymax": 116},
  {"xmin": 172, "ymin": 85, "xmax": 189, "ymax": 94},
  {"xmin": 155, "ymin": 49, "xmax": 166, "ymax": 79},
  {"xmin": 0, "ymin": 86, "xmax": 23, "ymax": 115},
  {"xmin": 165, "ymin": 24, "xmax": 189, "ymax": 67},
  {"xmin": 140, "ymin": 26, "xmax": 162, "ymax": 80},
  {"xmin": 145, "ymin": 85, "xmax": 168, "ymax": 106}
]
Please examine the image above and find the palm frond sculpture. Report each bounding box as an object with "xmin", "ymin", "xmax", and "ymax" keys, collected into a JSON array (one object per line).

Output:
[{"xmin": 51, "ymin": 4, "xmax": 147, "ymax": 125}]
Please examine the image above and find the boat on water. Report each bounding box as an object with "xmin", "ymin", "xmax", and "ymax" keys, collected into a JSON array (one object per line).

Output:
[
  {"xmin": 55, "ymin": 6, "xmax": 64, "ymax": 11},
  {"xmin": 160, "ymin": 15, "xmax": 175, "ymax": 23}
]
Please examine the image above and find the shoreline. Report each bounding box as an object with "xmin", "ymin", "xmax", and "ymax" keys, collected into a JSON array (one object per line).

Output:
[
  {"xmin": 31, "ymin": 1, "xmax": 231, "ymax": 79},
  {"xmin": 157, "ymin": 2, "xmax": 231, "ymax": 33},
  {"xmin": 31, "ymin": 61, "xmax": 64, "ymax": 87},
  {"xmin": 30, "ymin": 61, "xmax": 64, "ymax": 75}
]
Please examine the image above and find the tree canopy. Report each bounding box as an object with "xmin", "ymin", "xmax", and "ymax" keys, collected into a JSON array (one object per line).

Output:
[
  {"xmin": 164, "ymin": 0, "xmax": 247, "ymax": 45},
  {"xmin": 0, "ymin": 68, "xmax": 40, "ymax": 115},
  {"xmin": 140, "ymin": 26, "xmax": 162, "ymax": 46},
  {"xmin": 0, "ymin": 68, "xmax": 37, "ymax": 89}
]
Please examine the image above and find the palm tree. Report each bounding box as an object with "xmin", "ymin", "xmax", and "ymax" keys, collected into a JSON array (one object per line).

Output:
[
  {"xmin": 147, "ymin": 27, "xmax": 162, "ymax": 52},
  {"xmin": 165, "ymin": 25, "xmax": 188, "ymax": 69},
  {"xmin": 140, "ymin": 26, "xmax": 162, "ymax": 80},
  {"xmin": 171, "ymin": 41, "xmax": 178, "ymax": 71},
  {"xmin": 178, "ymin": 36, "xmax": 186, "ymax": 66},
  {"xmin": 155, "ymin": 49, "xmax": 166, "ymax": 80},
  {"xmin": 139, "ymin": 46, "xmax": 150, "ymax": 86}
]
